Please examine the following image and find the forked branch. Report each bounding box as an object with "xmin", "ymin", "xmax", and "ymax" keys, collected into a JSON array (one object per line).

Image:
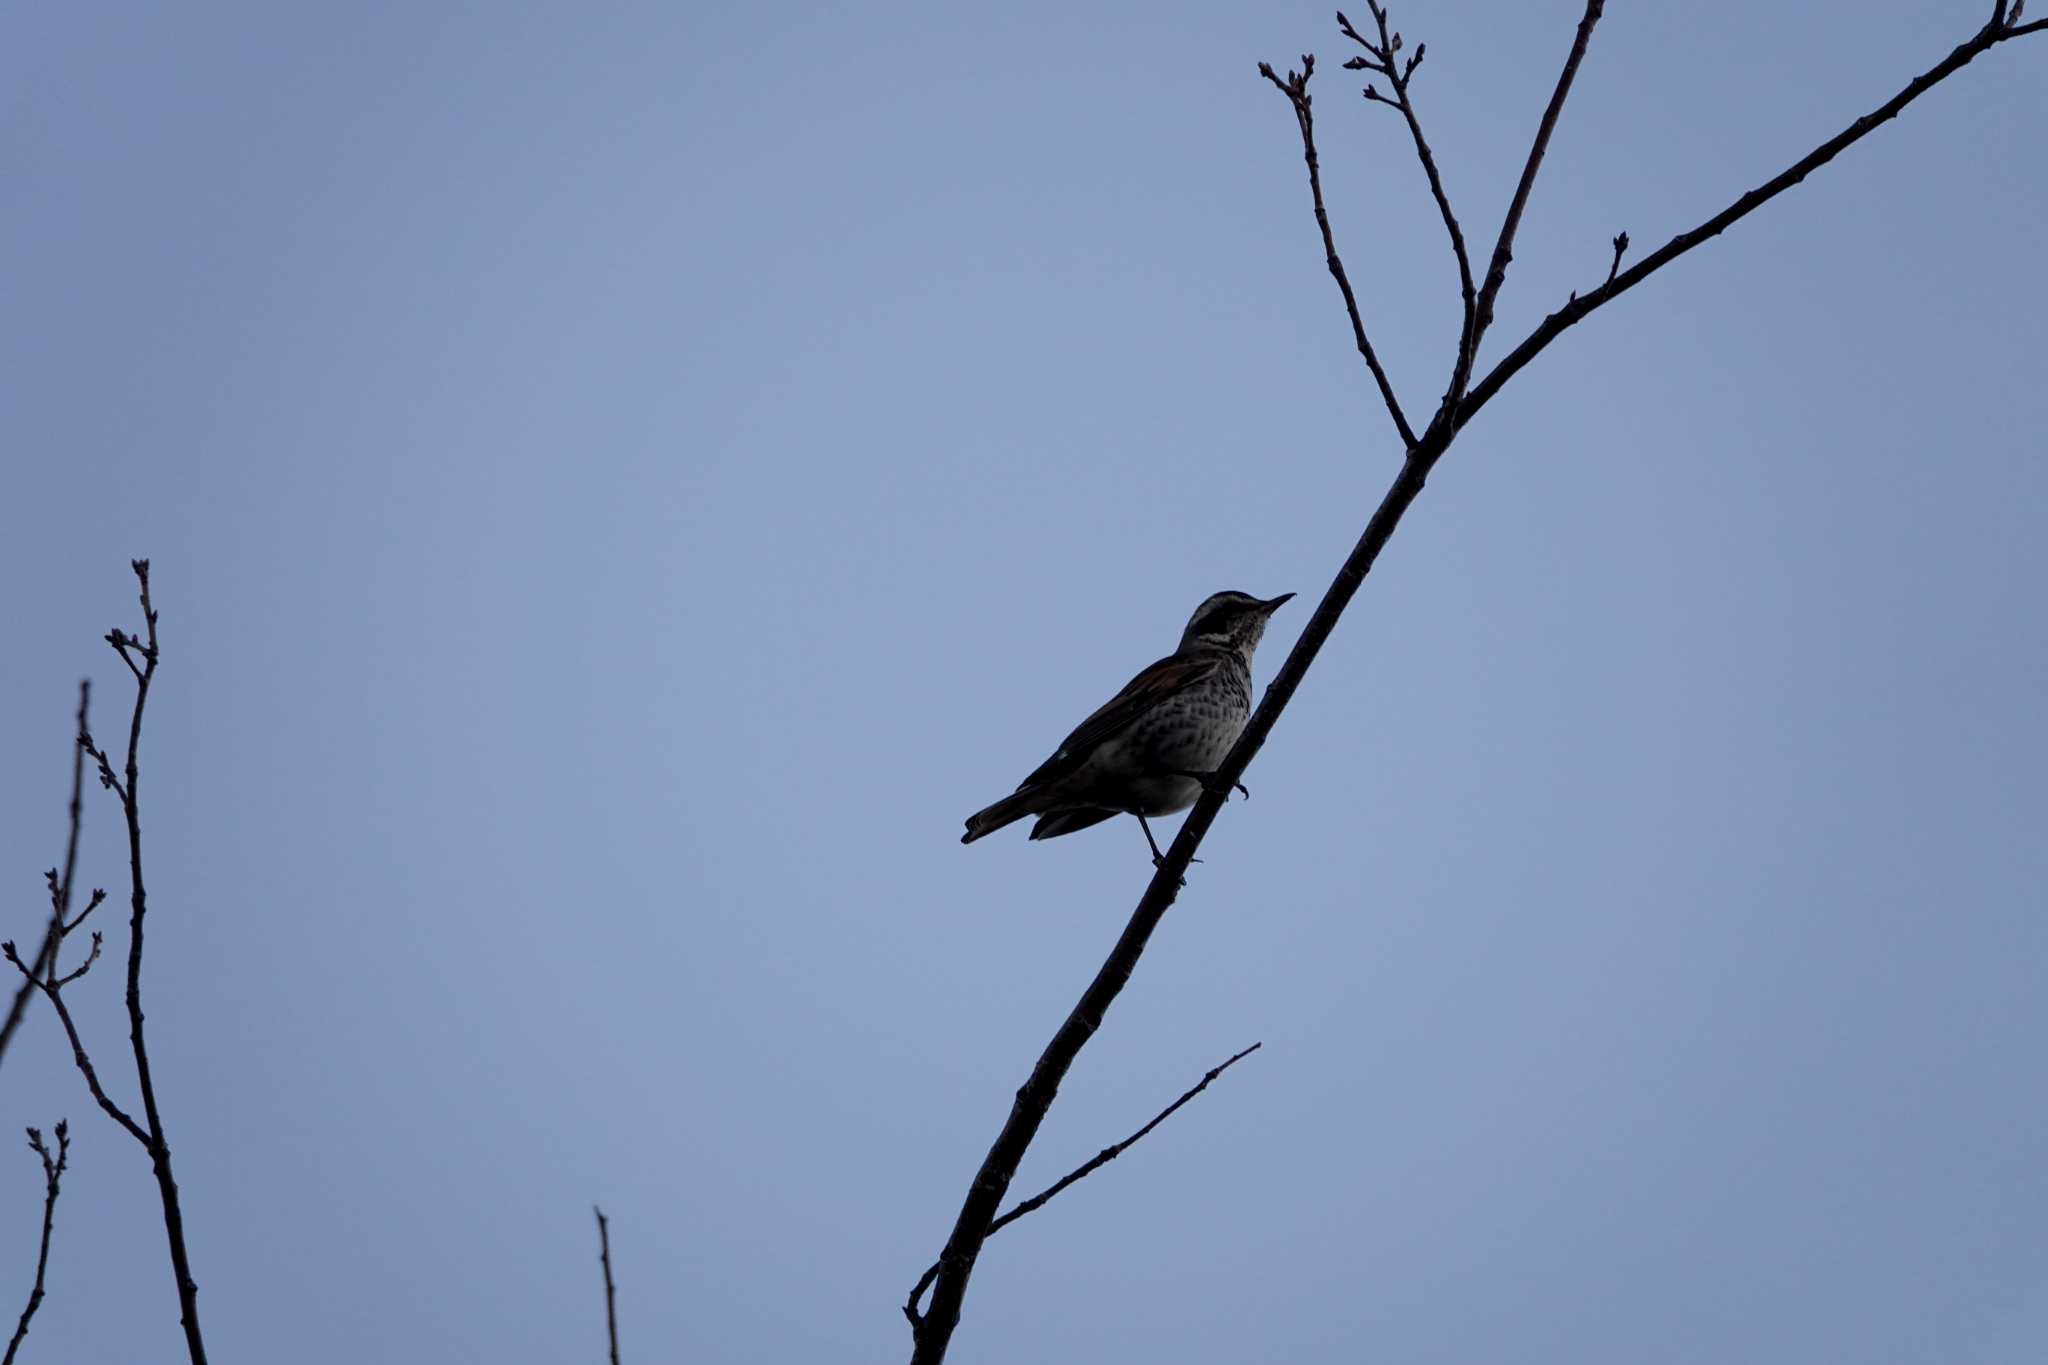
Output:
[
  {"xmin": 8, "ymin": 563, "xmax": 211, "ymax": 1365},
  {"xmin": 1455, "ymin": 0, "xmax": 1606, "ymax": 405},
  {"xmin": 1339, "ymin": 4, "xmax": 1477, "ymax": 378},
  {"xmin": 904, "ymin": 1042, "xmax": 1261, "ymax": 1329},
  {"xmin": 1454, "ymin": 3, "xmax": 2043, "ymax": 430},
  {"xmin": 907, "ymin": 5, "xmax": 2043, "ymax": 1361}
]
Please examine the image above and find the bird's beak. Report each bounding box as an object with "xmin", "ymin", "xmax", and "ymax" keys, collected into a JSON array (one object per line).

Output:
[{"xmin": 1260, "ymin": 592, "xmax": 1296, "ymax": 613}]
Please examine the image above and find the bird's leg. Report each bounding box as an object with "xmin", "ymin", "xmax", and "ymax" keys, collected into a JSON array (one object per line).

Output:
[
  {"xmin": 1173, "ymin": 769, "xmax": 1250, "ymax": 801},
  {"xmin": 1136, "ymin": 813, "xmax": 1167, "ymax": 862},
  {"xmin": 1135, "ymin": 814, "xmax": 1195, "ymax": 884}
]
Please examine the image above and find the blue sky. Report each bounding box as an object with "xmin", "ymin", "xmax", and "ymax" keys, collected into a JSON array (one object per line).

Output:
[{"xmin": 2, "ymin": 3, "xmax": 2043, "ymax": 1361}]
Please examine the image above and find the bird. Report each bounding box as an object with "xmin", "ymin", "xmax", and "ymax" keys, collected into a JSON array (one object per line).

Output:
[{"xmin": 961, "ymin": 589, "xmax": 1294, "ymax": 867}]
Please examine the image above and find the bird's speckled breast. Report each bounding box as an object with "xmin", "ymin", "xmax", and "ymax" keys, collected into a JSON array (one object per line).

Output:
[{"xmin": 1121, "ymin": 658, "xmax": 1252, "ymax": 813}]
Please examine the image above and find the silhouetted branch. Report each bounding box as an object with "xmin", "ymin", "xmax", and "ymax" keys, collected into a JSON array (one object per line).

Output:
[
  {"xmin": 594, "ymin": 1207, "xmax": 620, "ymax": 1365},
  {"xmin": 906, "ymin": 6, "xmax": 2044, "ymax": 1361},
  {"xmin": 905, "ymin": 1042, "xmax": 1260, "ymax": 1328},
  {"xmin": 4, "ymin": 936, "xmax": 145, "ymax": 1146},
  {"xmin": 105, "ymin": 562, "xmax": 209, "ymax": 1365},
  {"xmin": 1604, "ymin": 231, "xmax": 1629, "ymax": 286},
  {"xmin": 12, "ymin": 563, "xmax": 210, "ymax": 1363},
  {"xmin": 1259, "ymin": 55, "xmax": 1419, "ymax": 450},
  {"xmin": 0, "ymin": 684, "xmax": 94, "ymax": 1075},
  {"xmin": 1455, "ymin": 5, "xmax": 2043, "ymax": 429},
  {"xmin": 1454, "ymin": 0, "xmax": 1606, "ymax": 406},
  {"xmin": 1339, "ymin": 5, "xmax": 1476, "ymax": 374},
  {"xmin": 3, "ymin": 1123, "xmax": 69, "ymax": 1365}
]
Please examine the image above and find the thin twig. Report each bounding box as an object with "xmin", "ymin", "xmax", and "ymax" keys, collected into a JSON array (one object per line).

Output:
[
  {"xmin": 2, "ymin": 940, "xmax": 147, "ymax": 1145},
  {"xmin": 595, "ymin": 1207, "xmax": 621, "ymax": 1365},
  {"xmin": 1456, "ymin": 5, "xmax": 2040, "ymax": 429},
  {"xmin": 1259, "ymin": 56, "xmax": 1419, "ymax": 450},
  {"xmin": 1340, "ymin": 4, "xmax": 1477, "ymax": 383},
  {"xmin": 1605, "ymin": 231, "xmax": 1629, "ymax": 286},
  {"xmin": 51, "ymin": 934, "xmax": 104, "ymax": 990},
  {"xmin": 4, "ymin": 1122, "xmax": 70, "ymax": 1365},
  {"xmin": 990, "ymin": 1041, "xmax": 1262, "ymax": 1239},
  {"xmin": 63, "ymin": 889, "xmax": 106, "ymax": 938},
  {"xmin": 1454, "ymin": 0, "xmax": 1607, "ymax": 406},
  {"xmin": 0, "ymin": 684, "xmax": 93, "ymax": 1074},
  {"xmin": 104, "ymin": 562, "xmax": 209, "ymax": 1365},
  {"xmin": 906, "ymin": 1043, "xmax": 1261, "ymax": 1326}
]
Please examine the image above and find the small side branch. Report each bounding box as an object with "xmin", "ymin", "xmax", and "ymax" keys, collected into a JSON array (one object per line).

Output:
[
  {"xmin": 106, "ymin": 563, "xmax": 208, "ymax": 1365},
  {"xmin": 1605, "ymin": 231, "xmax": 1629, "ymax": 286},
  {"xmin": 2, "ymin": 939, "xmax": 146, "ymax": 1145},
  {"xmin": 906, "ymin": 1043, "xmax": 1261, "ymax": 1329},
  {"xmin": 4, "ymin": 1122, "xmax": 70, "ymax": 1365},
  {"xmin": 1259, "ymin": 55, "xmax": 1419, "ymax": 450},
  {"xmin": 985, "ymin": 1042, "xmax": 1262, "ymax": 1241},
  {"xmin": 594, "ymin": 1207, "xmax": 621, "ymax": 1365},
  {"xmin": 1339, "ymin": 4, "xmax": 1477, "ymax": 382},
  {"xmin": 1456, "ymin": 0, "xmax": 1607, "ymax": 403}
]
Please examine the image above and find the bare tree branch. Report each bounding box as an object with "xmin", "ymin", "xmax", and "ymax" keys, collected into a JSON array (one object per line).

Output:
[
  {"xmin": 1455, "ymin": 0, "xmax": 1607, "ymax": 406},
  {"xmin": 0, "ymin": 684, "xmax": 94, "ymax": 1074},
  {"xmin": 103, "ymin": 561, "xmax": 210, "ymax": 1365},
  {"xmin": 13, "ymin": 563, "xmax": 210, "ymax": 1362},
  {"xmin": 1455, "ymin": 5, "xmax": 2040, "ymax": 430},
  {"xmin": 1339, "ymin": 5, "xmax": 1477, "ymax": 383},
  {"xmin": 1259, "ymin": 55, "xmax": 1419, "ymax": 450},
  {"xmin": 907, "ymin": 6, "xmax": 2044, "ymax": 1360},
  {"xmin": 3, "ymin": 938, "xmax": 147, "ymax": 1146},
  {"xmin": 3, "ymin": 1123, "xmax": 69, "ymax": 1365},
  {"xmin": 594, "ymin": 1207, "xmax": 621, "ymax": 1365},
  {"xmin": 905, "ymin": 1042, "xmax": 1260, "ymax": 1328},
  {"xmin": 912, "ymin": 427, "xmax": 1447, "ymax": 1364},
  {"xmin": 988, "ymin": 1041, "xmax": 1261, "ymax": 1239},
  {"xmin": 1604, "ymin": 231, "xmax": 1629, "ymax": 286}
]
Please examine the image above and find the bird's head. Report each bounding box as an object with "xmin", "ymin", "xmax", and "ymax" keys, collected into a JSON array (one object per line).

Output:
[{"xmin": 1178, "ymin": 589, "xmax": 1295, "ymax": 659}]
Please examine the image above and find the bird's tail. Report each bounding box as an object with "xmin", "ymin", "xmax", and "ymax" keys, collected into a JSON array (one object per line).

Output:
[{"xmin": 961, "ymin": 788, "xmax": 1043, "ymax": 844}]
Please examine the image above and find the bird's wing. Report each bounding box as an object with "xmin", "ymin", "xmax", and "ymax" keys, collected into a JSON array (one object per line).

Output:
[{"xmin": 1017, "ymin": 653, "xmax": 1222, "ymax": 790}]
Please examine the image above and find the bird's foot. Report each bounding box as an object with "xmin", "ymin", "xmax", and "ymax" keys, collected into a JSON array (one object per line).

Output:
[{"xmin": 1151, "ymin": 852, "xmax": 1193, "ymax": 887}]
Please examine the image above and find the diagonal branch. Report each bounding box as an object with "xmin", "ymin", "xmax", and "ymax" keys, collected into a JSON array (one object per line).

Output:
[
  {"xmin": 1260, "ymin": 55, "xmax": 1419, "ymax": 450},
  {"xmin": 594, "ymin": 1207, "xmax": 621, "ymax": 1365},
  {"xmin": 905, "ymin": 1042, "xmax": 1260, "ymax": 1326},
  {"xmin": 1456, "ymin": 5, "xmax": 2038, "ymax": 430},
  {"xmin": 0, "ymin": 684, "xmax": 94, "ymax": 1074},
  {"xmin": 911, "ymin": 411, "xmax": 1455, "ymax": 1362},
  {"xmin": 1455, "ymin": 0, "xmax": 1607, "ymax": 404},
  {"xmin": 987, "ymin": 1041, "xmax": 1261, "ymax": 1239}
]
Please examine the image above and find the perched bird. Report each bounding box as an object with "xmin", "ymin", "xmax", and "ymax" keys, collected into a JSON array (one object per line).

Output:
[{"xmin": 961, "ymin": 589, "xmax": 1294, "ymax": 866}]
